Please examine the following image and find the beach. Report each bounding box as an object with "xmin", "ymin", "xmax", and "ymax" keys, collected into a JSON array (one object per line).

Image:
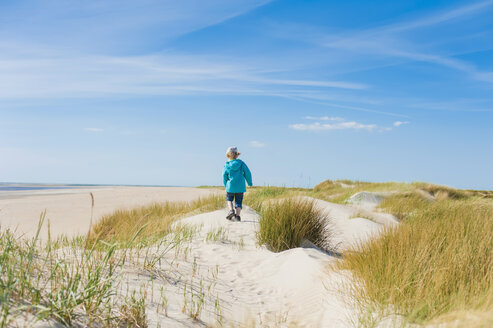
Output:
[
  {"xmin": 0, "ymin": 186, "xmax": 217, "ymax": 239},
  {"xmin": 0, "ymin": 183, "xmax": 399, "ymax": 327},
  {"xmin": 1, "ymin": 182, "xmax": 491, "ymax": 327}
]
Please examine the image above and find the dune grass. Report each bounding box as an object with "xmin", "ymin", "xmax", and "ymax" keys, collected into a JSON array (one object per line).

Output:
[
  {"xmin": 256, "ymin": 197, "xmax": 331, "ymax": 252},
  {"xmin": 4, "ymin": 181, "xmax": 492, "ymax": 326},
  {"xmin": 0, "ymin": 214, "xmax": 123, "ymax": 327},
  {"xmin": 340, "ymin": 196, "xmax": 493, "ymax": 325},
  {"xmin": 244, "ymin": 186, "xmax": 295, "ymax": 211},
  {"xmin": 312, "ymin": 178, "xmax": 493, "ymax": 205},
  {"xmin": 311, "ymin": 179, "xmax": 414, "ymax": 204},
  {"xmin": 89, "ymin": 194, "xmax": 224, "ymax": 246},
  {"xmin": 0, "ymin": 208, "xmax": 220, "ymax": 326},
  {"xmin": 378, "ymin": 191, "xmax": 433, "ymax": 220},
  {"xmin": 242, "ymin": 187, "xmax": 332, "ymax": 252},
  {"xmin": 312, "ymin": 179, "xmax": 493, "ymax": 325}
]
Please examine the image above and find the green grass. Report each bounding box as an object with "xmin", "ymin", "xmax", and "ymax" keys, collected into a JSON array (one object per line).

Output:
[
  {"xmin": 256, "ymin": 197, "xmax": 331, "ymax": 252},
  {"xmin": 0, "ymin": 214, "xmax": 122, "ymax": 327}
]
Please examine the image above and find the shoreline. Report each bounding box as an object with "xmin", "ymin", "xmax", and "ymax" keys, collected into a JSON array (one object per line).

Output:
[
  {"xmin": 0, "ymin": 183, "xmax": 187, "ymax": 200},
  {"xmin": 0, "ymin": 186, "xmax": 218, "ymax": 238}
]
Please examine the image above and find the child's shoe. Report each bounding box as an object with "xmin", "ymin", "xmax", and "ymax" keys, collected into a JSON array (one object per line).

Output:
[
  {"xmin": 234, "ymin": 215, "xmax": 241, "ymax": 222},
  {"xmin": 226, "ymin": 210, "xmax": 235, "ymax": 220}
]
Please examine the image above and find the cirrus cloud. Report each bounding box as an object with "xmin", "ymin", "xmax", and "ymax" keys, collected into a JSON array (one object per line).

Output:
[{"xmin": 289, "ymin": 121, "xmax": 377, "ymax": 131}]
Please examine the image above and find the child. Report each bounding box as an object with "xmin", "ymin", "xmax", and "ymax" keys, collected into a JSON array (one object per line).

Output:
[{"xmin": 222, "ymin": 146, "xmax": 253, "ymax": 222}]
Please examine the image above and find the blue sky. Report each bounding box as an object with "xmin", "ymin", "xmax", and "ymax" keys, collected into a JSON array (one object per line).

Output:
[{"xmin": 1, "ymin": 0, "xmax": 492, "ymax": 190}]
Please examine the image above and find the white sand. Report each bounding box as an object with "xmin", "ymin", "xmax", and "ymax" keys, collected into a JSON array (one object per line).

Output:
[
  {"xmin": 310, "ymin": 197, "xmax": 398, "ymax": 251},
  {"xmin": 9, "ymin": 191, "xmax": 398, "ymax": 327},
  {"xmin": 112, "ymin": 196, "xmax": 397, "ymax": 327},
  {"xmin": 0, "ymin": 186, "xmax": 217, "ymax": 238}
]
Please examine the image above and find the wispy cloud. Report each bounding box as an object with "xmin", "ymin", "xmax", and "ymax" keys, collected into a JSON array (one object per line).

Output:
[
  {"xmin": 0, "ymin": 51, "xmax": 368, "ymax": 99},
  {"xmin": 0, "ymin": 0, "xmax": 369, "ymax": 100},
  {"xmin": 290, "ymin": 121, "xmax": 377, "ymax": 131},
  {"xmin": 319, "ymin": 1, "xmax": 493, "ymax": 85},
  {"xmin": 290, "ymin": 117, "xmax": 410, "ymax": 132},
  {"xmin": 384, "ymin": 0, "xmax": 493, "ymax": 33},
  {"xmin": 0, "ymin": 0, "xmax": 274, "ymax": 54},
  {"xmin": 249, "ymin": 140, "xmax": 266, "ymax": 148},
  {"xmin": 85, "ymin": 128, "xmax": 104, "ymax": 132},
  {"xmin": 277, "ymin": 94, "xmax": 407, "ymax": 117},
  {"xmin": 393, "ymin": 121, "xmax": 410, "ymax": 127}
]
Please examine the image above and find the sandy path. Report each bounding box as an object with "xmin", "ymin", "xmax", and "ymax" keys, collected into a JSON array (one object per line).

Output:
[
  {"xmin": 0, "ymin": 187, "xmax": 217, "ymax": 239},
  {"xmin": 119, "ymin": 197, "xmax": 398, "ymax": 327}
]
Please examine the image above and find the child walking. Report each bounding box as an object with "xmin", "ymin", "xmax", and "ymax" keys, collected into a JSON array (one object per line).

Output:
[{"xmin": 222, "ymin": 146, "xmax": 253, "ymax": 222}]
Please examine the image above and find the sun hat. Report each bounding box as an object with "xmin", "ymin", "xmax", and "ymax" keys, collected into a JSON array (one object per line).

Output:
[{"xmin": 226, "ymin": 146, "xmax": 239, "ymax": 154}]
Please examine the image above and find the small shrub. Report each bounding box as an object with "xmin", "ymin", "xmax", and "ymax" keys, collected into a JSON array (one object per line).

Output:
[{"xmin": 257, "ymin": 198, "xmax": 331, "ymax": 252}]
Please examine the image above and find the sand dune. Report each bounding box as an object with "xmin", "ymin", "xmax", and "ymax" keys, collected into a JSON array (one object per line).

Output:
[
  {"xmin": 310, "ymin": 198, "xmax": 397, "ymax": 251},
  {"xmin": 6, "ymin": 190, "xmax": 398, "ymax": 327},
  {"xmin": 107, "ymin": 196, "xmax": 398, "ymax": 327}
]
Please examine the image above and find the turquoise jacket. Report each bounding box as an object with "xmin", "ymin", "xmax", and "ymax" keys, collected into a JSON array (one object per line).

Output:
[{"xmin": 222, "ymin": 159, "xmax": 253, "ymax": 193}]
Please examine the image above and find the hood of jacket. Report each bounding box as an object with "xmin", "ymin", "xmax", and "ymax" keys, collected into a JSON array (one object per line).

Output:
[{"xmin": 224, "ymin": 159, "xmax": 243, "ymax": 172}]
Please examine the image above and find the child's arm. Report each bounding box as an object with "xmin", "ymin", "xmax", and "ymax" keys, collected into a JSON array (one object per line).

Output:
[
  {"xmin": 242, "ymin": 163, "xmax": 253, "ymax": 187},
  {"xmin": 222, "ymin": 166, "xmax": 229, "ymax": 188}
]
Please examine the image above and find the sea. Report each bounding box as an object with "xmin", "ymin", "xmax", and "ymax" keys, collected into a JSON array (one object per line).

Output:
[
  {"xmin": 0, "ymin": 183, "xmax": 178, "ymax": 192},
  {"xmin": 0, "ymin": 185, "xmax": 73, "ymax": 191}
]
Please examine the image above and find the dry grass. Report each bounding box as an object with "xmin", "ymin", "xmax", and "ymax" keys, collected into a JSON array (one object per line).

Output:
[
  {"xmin": 3, "ymin": 182, "xmax": 491, "ymax": 327},
  {"xmin": 312, "ymin": 179, "xmax": 493, "ymax": 325},
  {"xmin": 256, "ymin": 197, "xmax": 331, "ymax": 252},
  {"xmin": 119, "ymin": 292, "xmax": 148, "ymax": 328},
  {"xmin": 312, "ymin": 178, "xmax": 493, "ymax": 205},
  {"xmin": 243, "ymin": 187, "xmax": 332, "ymax": 252},
  {"xmin": 378, "ymin": 191, "xmax": 433, "ymax": 220},
  {"xmin": 312, "ymin": 179, "xmax": 413, "ymax": 204},
  {"xmin": 244, "ymin": 186, "xmax": 295, "ymax": 212},
  {"xmin": 89, "ymin": 194, "xmax": 224, "ymax": 246},
  {"xmin": 340, "ymin": 198, "xmax": 493, "ymax": 325}
]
